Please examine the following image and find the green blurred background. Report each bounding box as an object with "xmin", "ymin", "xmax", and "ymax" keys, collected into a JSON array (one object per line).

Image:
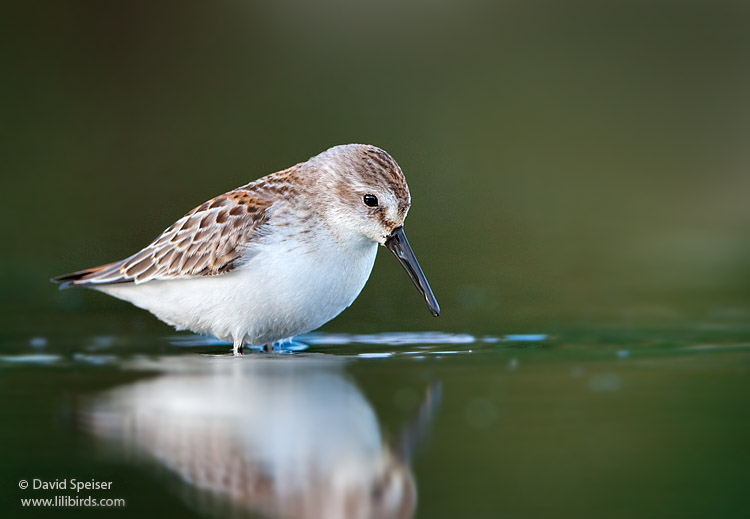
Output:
[{"xmin": 2, "ymin": 0, "xmax": 749, "ymax": 334}]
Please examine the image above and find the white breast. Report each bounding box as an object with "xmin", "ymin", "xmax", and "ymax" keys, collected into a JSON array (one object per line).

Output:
[{"xmin": 97, "ymin": 231, "xmax": 379, "ymax": 346}]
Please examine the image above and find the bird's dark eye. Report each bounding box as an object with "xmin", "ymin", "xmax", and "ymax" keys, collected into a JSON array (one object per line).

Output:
[{"xmin": 363, "ymin": 194, "xmax": 379, "ymax": 207}]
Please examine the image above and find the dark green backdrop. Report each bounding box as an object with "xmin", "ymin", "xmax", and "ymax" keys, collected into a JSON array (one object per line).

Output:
[{"xmin": 2, "ymin": 1, "xmax": 749, "ymax": 334}]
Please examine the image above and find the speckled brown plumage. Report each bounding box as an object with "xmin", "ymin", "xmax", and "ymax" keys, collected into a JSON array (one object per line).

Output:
[
  {"xmin": 55, "ymin": 190, "xmax": 272, "ymax": 286},
  {"xmin": 53, "ymin": 166, "xmax": 319, "ymax": 287},
  {"xmin": 54, "ymin": 146, "xmax": 411, "ymax": 288}
]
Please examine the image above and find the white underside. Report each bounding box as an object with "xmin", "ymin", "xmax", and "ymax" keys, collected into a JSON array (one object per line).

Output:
[{"xmin": 97, "ymin": 235, "xmax": 378, "ymax": 346}]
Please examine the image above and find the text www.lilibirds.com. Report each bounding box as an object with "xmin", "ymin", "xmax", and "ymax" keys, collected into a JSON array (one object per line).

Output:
[{"xmin": 19, "ymin": 478, "xmax": 126, "ymax": 508}]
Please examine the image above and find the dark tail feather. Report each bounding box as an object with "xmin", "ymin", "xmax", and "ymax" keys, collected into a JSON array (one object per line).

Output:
[{"xmin": 51, "ymin": 262, "xmax": 121, "ymax": 290}]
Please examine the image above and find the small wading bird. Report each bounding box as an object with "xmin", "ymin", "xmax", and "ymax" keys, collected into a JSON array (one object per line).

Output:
[{"xmin": 54, "ymin": 144, "xmax": 440, "ymax": 354}]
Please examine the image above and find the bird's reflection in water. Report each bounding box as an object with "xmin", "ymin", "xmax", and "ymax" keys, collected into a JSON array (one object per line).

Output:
[{"xmin": 81, "ymin": 355, "xmax": 440, "ymax": 519}]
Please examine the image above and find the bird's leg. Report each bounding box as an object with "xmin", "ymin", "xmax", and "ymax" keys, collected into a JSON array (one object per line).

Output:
[{"xmin": 233, "ymin": 339, "xmax": 244, "ymax": 356}]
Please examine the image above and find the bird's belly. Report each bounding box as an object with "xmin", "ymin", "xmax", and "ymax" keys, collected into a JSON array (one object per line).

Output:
[{"xmin": 98, "ymin": 242, "xmax": 378, "ymax": 345}]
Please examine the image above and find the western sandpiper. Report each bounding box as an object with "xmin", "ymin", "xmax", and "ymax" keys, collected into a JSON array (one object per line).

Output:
[{"xmin": 53, "ymin": 144, "xmax": 440, "ymax": 354}]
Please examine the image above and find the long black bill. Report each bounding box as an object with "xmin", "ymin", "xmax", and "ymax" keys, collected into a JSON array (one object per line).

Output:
[{"xmin": 384, "ymin": 226, "xmax": 440, "ymax": 317}]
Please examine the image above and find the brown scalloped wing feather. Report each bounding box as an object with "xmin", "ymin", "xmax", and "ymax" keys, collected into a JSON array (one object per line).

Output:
[{"xmin": 54, "ymin": 188, "xmax": 273, "ymax": 287}]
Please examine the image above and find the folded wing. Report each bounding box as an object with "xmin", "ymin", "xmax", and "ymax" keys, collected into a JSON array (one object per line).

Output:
[{"xmin": 53, "ymin": 188, "xmax": 273, "ymax": 288}]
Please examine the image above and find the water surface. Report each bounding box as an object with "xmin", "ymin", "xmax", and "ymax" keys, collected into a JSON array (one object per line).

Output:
[{"xmin": 2, "ymin": 326, "xmax": 748, "ymax": 518}]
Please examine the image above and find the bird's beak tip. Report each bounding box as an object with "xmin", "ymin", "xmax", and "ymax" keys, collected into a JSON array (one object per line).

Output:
[{"xmin": 385, "ymin": 226, "xmax": 441, "ymax": 318}]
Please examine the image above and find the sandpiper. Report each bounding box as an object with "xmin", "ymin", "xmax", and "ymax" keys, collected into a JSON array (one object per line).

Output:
[{"xmin": 54, "ymin": 144, "xmax": 440, "ymax": 354}]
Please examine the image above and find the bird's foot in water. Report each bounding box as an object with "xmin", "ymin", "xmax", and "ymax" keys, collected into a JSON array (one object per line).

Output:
[
  {"xmin": 233, "ymin": 338, "xmax": 308, "ymax": 355},
  {"xmin": 269, "ymin": 338, "xmax": 309, "ymax": 353}
]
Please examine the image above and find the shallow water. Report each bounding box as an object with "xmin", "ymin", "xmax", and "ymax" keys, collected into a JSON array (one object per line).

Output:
[{"xmin": 2, "ymin": 324, "xmax": 749, "ymax": 518}]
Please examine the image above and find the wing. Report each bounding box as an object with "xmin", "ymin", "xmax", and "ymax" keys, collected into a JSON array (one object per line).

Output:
[{"xmin": 53, "ymin": 187, "xmax": 273, "ymax": 288}]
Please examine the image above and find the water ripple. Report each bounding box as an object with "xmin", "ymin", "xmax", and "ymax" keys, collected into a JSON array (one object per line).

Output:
[
  {"xmin": 301, "ymin": 332, "xmax": 485, "ymax": 346},
  {"xmin": 0, "ymin": 354, "xmax": 62, "ymax": 364},
  {"xmin": 170, "ymin": 331, "xmax": 501, "ymax": 349}
]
